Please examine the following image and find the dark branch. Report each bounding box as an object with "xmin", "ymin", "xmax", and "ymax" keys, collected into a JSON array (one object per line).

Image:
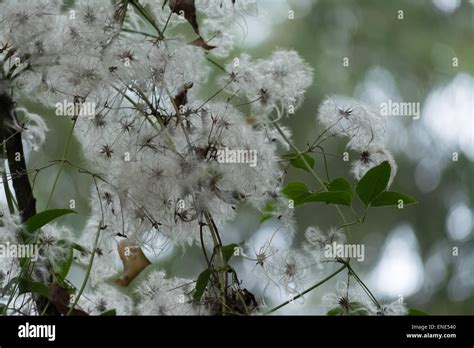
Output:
[{"xmin": 0, "ymin": 87, "xmax": 61, "ymax": 316}]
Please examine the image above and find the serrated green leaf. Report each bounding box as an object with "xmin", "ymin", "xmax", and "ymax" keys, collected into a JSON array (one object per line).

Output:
[
  {"xmin": 221, "ymin": 243, "xmax": 238, "ymax": 264},
  {"xmin": 328, "ymin": 177, "xmax": 353, "ymax": 198},
  {"xmin": 193, "ymin": 268, "xmax": 212, "ymax": 302},
  {"xmin": 356, "ymin": 161, "xmax": 391, "ymax": 206},
  {"xmin": 371, "ymin": 191, "xmax": 418, "ymax": 207},
  {"xmin": 282, "ymin": 152, "xmax": 315, "ymax": 173},
  {"xmin": 100, "ymin": 309, "xmax": 117, "ymax": 316},
  {"xmin": 25, "ymin": 209, "xmax": 76, "ymax": 234},
  {"xmin": 408, "ymin": 308, "xmax": 428, "ymax": 316},
  {"xmin": 282, "ymin": 181, "xmax": 311, "ymax": 206},
  {"xmin": 304, "ymin": 191, "xmax": 352, "ymax": 206}
]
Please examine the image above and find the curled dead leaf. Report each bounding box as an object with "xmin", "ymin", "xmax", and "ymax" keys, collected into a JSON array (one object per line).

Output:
[
  {"xmin": 173, "ymin": 81, "xmax": 194, "ymax": 111},
  {"xmin": 48, "ymin": 283, "xmax": 88, "ymax": 316},
  {"xmin": 169, "ymin": 0, "xmax": 199, "ymax": 34},
  {"xmin": 191, "ymin": 37, "xmax": 216, "ymax": 51},
  {"xmin": 116, "ymin": 239, "xmax": 151, "ymax": 287}
]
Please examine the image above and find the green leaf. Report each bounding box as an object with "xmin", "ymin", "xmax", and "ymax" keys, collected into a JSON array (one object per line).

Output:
[
  {"xmin": 1, "ymin": 277, "xmax": 20, "ymax": 296},
  {"xmin": 221, "ymin": 243, "xmax": 238, "ymax": 264},
  {"xmin": 53, "ymin": 242, "xmax": 74, "ymax": 281},
  {"xmin": 282, "ymin": 152, "xmax": 315, "ymax": 173},
  {"xmin": 283, "ymin": 179, "xmax": 353, "ymax": 206},
  {"xmin": 259, "ymin": 201, "xmax": 275, "ymax": 224},
  {"xmin": 327, "ymin": 307, "xmax": 343, "ymax": 316},
  {"xmin": 18, "ymin": 280, "xmax": 50, "ymax": 298},
  {"xmin": 259, "ymin": 214, "xmax": 272, "ymax": 225},
  {"xmin": 282, "ymin": 181, "xmax": 311, "ymax": 206},
  {"xmin": 371, "ymin": 191, "xmax": 418, "ymax": 207},
  {"xmin": 327, "ymin": 178, "xmax": 353, "ymax": 198},
  {"xmin": 327, "ymin": 302, "xmax": 369, "ymax": 316},
  {"xmin": 304, "ymin": 191, "xmax": 352, "ymax": 206},
  {"xmin": 25, "ymin": 209, "xmax": 76, "ymax": 234},
  {"xmin": 193, "ymin": 268, "xmax": 212, "ymax": 302},
  {"xmin": 70, "ymin": 242, "xmax": 89, "ymax": 254},
  {"xmin": 355, "ymin": 161, "xmax": 391, "ymax": 206},
  {"xmin": 283, "ymin": 178, "xmax": 354, "ymax": 206},
  {"xmin": 408, "ymin": 308, "xmax": 428, "ymax": 316},
  {"xmin": 100, "ymin": 309, "xmax": 117, "ymax": 316}
]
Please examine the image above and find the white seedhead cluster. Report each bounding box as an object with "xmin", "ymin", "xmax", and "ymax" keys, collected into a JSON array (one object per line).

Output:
[{"xmin": 0, "ymin": 0, "xmax": 407, "ymax": 316}]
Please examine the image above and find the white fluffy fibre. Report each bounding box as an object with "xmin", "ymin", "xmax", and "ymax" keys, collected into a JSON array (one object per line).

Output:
[{"xmin": 0, "ymin": 0, "xmax": 401, "ymax": 316}]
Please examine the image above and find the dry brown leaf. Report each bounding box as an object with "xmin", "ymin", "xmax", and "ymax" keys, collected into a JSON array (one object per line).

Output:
[
  {"xmin": 115, "ymin": 239, "xmax": 151, "ymax": 287},
  {"xmin": 48, "ymin": 283, "xmax": 88, "ymax": 316},
  {"xmin": 169, "ymin": 0, "xmax": 199, "ymax": 35},
  {"xmin": 190, "ymin": 36, "xmax": 216, "ymax": 51},
  {"xmin": 172, "ymin": 81, "xmax": 194, "ymax": 111}
]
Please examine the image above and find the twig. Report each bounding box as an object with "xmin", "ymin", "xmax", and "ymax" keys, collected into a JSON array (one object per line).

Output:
[{"xmin": 265, "ymin": 264, "xmax": 347, "ymax": 314}]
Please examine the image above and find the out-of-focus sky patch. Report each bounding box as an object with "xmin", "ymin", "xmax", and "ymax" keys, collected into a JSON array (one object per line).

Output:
[
  {"xmin": 369, "ymin": 224, "xmax": 424, "ymax": 298},
  {"xmin": 432, "ymin": 0, "xmax": 462, "ymax": 14},
  {"xmin": 415, "ymin": 158, "xmax": 442, "ymax": 193},
  {"xmin": 356, "ymin": 70, "xmax": 474, "ymax": 169},
  {"xmin": 423, "ymin": 241, "xmax": 449, "ymax": 299},
  {"xmin": 236, "ymin": 0, "xmax": 313, "ymax": 48},
  {"xmin": 421, "ymin": 73, "xmax": 474, "ymax": 160},
  {"xmin": 448, "ymin": 249, "xmax": 474, "ymax": 301},
  {"xmin": 356, "ymin": 66, "xmax": 402, "ymax": 105},
  {"xmin": 446, "ymin": 202, "xmax": 473, "ymax": 241}
]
